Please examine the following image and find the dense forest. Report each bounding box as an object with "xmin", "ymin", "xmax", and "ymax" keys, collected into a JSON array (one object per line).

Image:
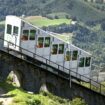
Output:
[{"xmin": 0, "ymin": 0, "xmax": 105, "ymax": 22}]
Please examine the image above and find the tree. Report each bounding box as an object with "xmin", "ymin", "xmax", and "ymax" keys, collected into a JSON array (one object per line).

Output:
[{"xmin": 101, "ymin": 22, "xmax": 105, "ymax": 30}]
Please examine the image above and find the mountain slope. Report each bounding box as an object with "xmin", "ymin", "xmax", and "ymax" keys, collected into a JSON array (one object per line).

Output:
[{"xmin": 0, "ymin": 0, "xmax": 105, "ymax": 22}]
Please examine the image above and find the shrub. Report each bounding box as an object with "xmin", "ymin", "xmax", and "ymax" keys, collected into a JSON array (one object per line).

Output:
[
  {"xmin": 55, "ymin": 15, "xmax": 59, "ymax": 19},
  {"xmin": 70, "ymin": 98, "xmax": 87, "ymax": 105},
  {"xmin": 26, "ymin": 98, "xmax": 42, "ymax": 105}
]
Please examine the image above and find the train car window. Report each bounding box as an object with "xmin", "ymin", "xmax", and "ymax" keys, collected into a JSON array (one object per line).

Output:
[
  {"xmin": 44, "ymin": 37, "xmax": 50, "ymax": 47},
  {"xmin": 72, "ymin": 51, "xmax": 78, "ymax": 60},
  {"xmin": 65, "ymin": 51, "xmax": 71, "ymax": 61},
  {"xmin": 29, "ymin": 30, "xmax": 36, "ymax": 40},
  {"xmin": 21, "ymin": 30, "xmax": 29, "ymax": 40},
  {"xmin": 23, "ymin": 30, "xmax": 29, "ymax": 35},
  {"xmin": 59, "ymin": 44, "xmax": 64, "ymax": 54},
  {"xmin": 52, "ymin": 44, "xmax": 58, "ymax": 54},
  {"xmin": 37, "ymin": 37, "xmax": 44, "ymax": 48},
  {"xmin": 13, "ymin": 26, "xmax": 19, "ymax": 35},
  {"xmin": 79, "ymin": 58, "xmax": 84, "ymax": 67},
  {"xmin": 7, "ymin": 24, "xmax": 12, "ymax": 34},
  {"xmin": 85, "ymin": 57, "xmax": 91, "ymax": 67}
]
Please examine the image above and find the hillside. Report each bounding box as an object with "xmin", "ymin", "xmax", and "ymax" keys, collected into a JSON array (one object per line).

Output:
[
  {"xmin": 0, "ymin": 79, "xmax": 87, "ymax": 105},
  {"xmin": 0, "ymin": 0, "xmax": 105, "ymax": 22},
  {"xmin": 25, "ymin": 16, "xmax": 71, "ymax": 27}
]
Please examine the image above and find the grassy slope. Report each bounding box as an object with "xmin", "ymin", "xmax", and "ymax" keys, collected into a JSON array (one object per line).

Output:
[
  {"xmin": 0, "ymin": 81, "xmax": 70, "ymax": 105},
  {"xmin": 0, "ymin": 80, "xmax": 75, "ymax": 105},
  {"xmin": 25, "ymin": 16, "xmax": 71, "ymax": 27}
]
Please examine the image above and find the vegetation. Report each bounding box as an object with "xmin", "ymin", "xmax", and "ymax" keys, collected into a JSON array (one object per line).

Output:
[
  {"xmin": 0, "ymin": 0, "xmax": 105, "ymax": 22},
  {"xmin": 0, "ymin": 80, "xmax": 87, "ymax": 105},
  {"xmin": 25, "ymin": 16, "xmax": 71, "ymax": 27},
  {"xmin": 70, "ymin": 98, "xmax": 87, "ymax": 105},
  {"xmin": 87, "ymin": 1, "xmax": 105, "ymax": 12}
]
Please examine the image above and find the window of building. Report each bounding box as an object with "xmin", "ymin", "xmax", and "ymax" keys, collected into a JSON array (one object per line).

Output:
[
  {"xmin": 21, "ymin": 30, "xmax": 29, "ymax": 40},
  {"xmin": 37, "ymin": 37, "xmax": 44, "ymax": 48},
  {"xmin": 58, "ymin": 44, "xmax": 64, "ymax": 54},
  {"xmin": 72, "ymin": 51, "xmax": 78, "ymax": 60},
  {"xmin": 13, "ymin": 26, "xmax": 19, "ymax": 35},
  {"xmin": 29, "ymin": 30, "xmax": 36, "ymax": 40},
  {"xmin": 44, "ymin": 37, "xmax": 50, "ymax": 47},
  {"xmin": 52, "ymin": 44, "xmax": 58, "ymax": 54},
  {"xmin": 85, "ymin": 57, "xmax": 91, "ymax": 67},
  {"xmin": 65, "ymin": 51, "xmax": 71, "ymax": 61},
  {"xmin": 7, "ymin": 24, "xmax": 12, "ymax": 34},
  {"xmin": 79, "ymin": 58, "xmax": 84, "ymax": 67}
]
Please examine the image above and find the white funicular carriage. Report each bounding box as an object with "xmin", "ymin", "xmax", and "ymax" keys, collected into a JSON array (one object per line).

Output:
[{"xmin": 4, "ymin": 15, "xmax": 92, "ymax": 78}]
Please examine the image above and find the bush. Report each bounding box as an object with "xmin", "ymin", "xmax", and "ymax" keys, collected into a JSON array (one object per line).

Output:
[
  {"xmin": 26, "ymin": 98, "xmax": 42, "ymax": 105},
  {"xmin": 70, "ymin": 98, "xmax": 87, "ymax": 105},
  {"xmin": 55, "ymin": 15, "xmax": 59, "ymax": 19},
  {"xmin": 101, "ymin": 22, "xmax": 105, "ymax": 30}
]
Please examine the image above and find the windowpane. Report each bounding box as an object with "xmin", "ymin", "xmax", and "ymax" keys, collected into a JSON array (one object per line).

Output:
[
  {"xmin": 44, "ymin": 37, "xmax": 50, "ymax": 47},
  {"xmin": 65, "ymin": 51, "xmax": 71, "ymax": 61},
  {"xmin": 59, "ymin": 44, "xmax": 64, "ymax": 54},
  {"xmin": 37, "ymin": 37, "xmax": 44, "ymax": 48},
  {"xmin": 72, "ymin": 51, "xmax": 78, "ymax": 60},
  {"xmin": 79, "ymin": 58, "xmax": 84, "ymax": 67},
  {"xmin": 21, "ymin": 30, "xmax": 29, "ymax": 40},
  {"xmin": 30, "ymin": 30, "xmax": 36, "ymax": 40},
  {"xmin": 7, "ymin": 24, "xmax": 12, "ymax": 34},
  {"xmin": 23, "ymin": 30, "xmax": 29, "ymax": 36},
  {"xmin": 85, "ymin": 57, "xmax": 91, "ymax": 67},
  {"xmin": 52, "ymin": 44, "xmax": 58, "ymax": 54},
  {"xmin": 13, "ymin": 26, "xmax": 19, "ymax": 35}
]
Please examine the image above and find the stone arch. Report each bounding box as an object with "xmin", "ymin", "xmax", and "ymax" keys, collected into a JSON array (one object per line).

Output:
[
  {"xmin": 12, "ymin": 70, "xmax": 24, "ymax": 87},
  {"xmin": 46, "ymin": 82, "xmax": 57, "ymax": 94}
]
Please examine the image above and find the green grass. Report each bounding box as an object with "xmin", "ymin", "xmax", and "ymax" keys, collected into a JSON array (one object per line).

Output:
[
  {"xmin": 25, "ymin": 16, "xmax": 71, "ymax": 27},
  {"xmin": 80, "ymin": 81, "xmax": 105, "ymax": 95},
  {"xmin": 53, "ymin": 33, "xmax": 73, "ymax": 43},
  {"xmin": 0, "ymin": 79, "xmax": 88, "ymax": 105},
  {"xmin": 0, "ymin": 80, "xmax": 71, "ymax": 105}
]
